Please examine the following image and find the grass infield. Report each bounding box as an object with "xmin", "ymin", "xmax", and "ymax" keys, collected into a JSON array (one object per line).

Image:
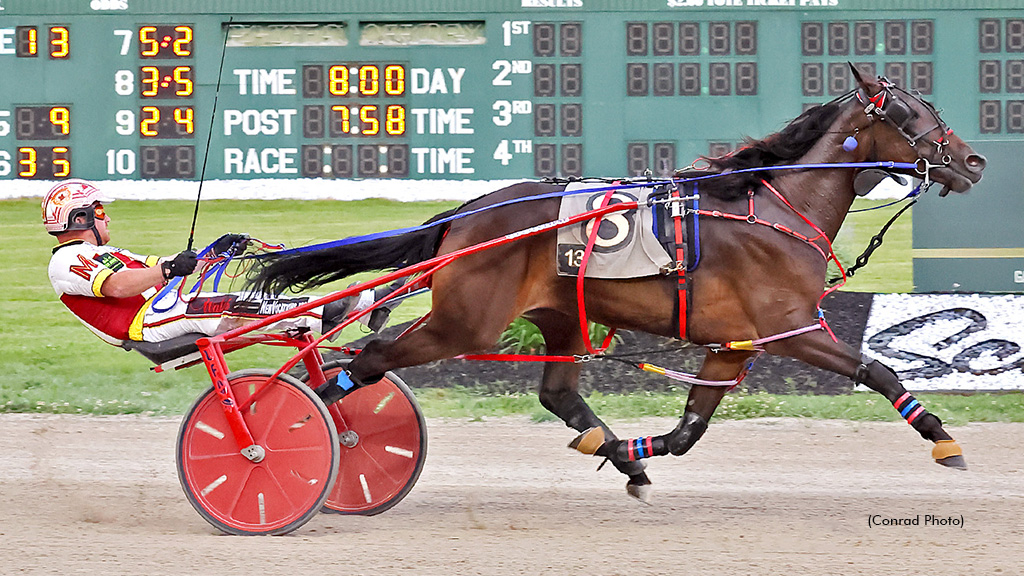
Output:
[{"xmin": 3, "ymin": 195, "xmax": 1020, "ymax": 420}]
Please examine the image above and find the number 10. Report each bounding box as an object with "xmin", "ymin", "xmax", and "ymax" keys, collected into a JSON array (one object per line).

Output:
[{"xmin": 106, "ymin": 149, "xmax": 136, "ymax": 175}]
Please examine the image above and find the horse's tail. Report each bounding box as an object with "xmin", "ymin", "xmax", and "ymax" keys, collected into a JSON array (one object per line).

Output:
[{"xmin": 246, "ymin": 207, "xmax": 457, "ymax": 295}]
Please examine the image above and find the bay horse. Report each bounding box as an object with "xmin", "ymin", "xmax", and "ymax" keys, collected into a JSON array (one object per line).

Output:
[{"xmin": 249, "ymin": 68, "xmax": 986, "ymax": 500}]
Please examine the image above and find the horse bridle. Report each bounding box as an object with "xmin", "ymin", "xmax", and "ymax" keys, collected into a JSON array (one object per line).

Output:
[{"xmin": 855, "ymin": 80, "xmax": 954, "ymax": 183}]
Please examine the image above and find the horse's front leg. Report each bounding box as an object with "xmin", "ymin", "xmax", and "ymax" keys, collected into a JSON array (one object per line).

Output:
[
  {"xmin": 769, "ymin": 330, "xmax": 966, "ymax": 469},
  {"xmin": 570, "ymin": 350, "xmax": 752, "ymax": 465}
]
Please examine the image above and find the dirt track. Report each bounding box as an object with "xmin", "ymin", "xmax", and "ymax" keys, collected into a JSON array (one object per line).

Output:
[{"xmin": 0, "ymin": 414, "xmax": 1021, "ymax": 575}]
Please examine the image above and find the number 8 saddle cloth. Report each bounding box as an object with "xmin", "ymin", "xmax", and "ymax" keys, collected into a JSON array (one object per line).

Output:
[{"xmin": 556, "ymin": 181, "xmax": 698, "ymax": 279}]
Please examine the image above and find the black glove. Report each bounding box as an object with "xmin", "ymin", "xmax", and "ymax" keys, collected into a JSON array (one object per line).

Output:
[
  {"xmin": 210, "ymin": 233, "xmax": 250, "ymax": 256},
  {"xmin": 161, "ymin": 250, "xmax": 198, "ymax": 280}
]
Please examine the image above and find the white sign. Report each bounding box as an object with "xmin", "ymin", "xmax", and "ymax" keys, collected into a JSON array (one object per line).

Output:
[{"xmin": 862, "ymin": 294, "xmax": 1024, "ymax": 391}]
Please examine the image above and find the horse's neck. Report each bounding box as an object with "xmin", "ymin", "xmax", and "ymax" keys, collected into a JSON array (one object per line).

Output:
[{"xmin": 773, "ymin": 134, "xmax": 859, "ymax": 241}]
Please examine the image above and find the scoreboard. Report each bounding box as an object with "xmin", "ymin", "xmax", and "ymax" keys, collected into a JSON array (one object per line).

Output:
[{"xmin": 1, "ymin": 0, "xmax": 1022, "ymax": 184}]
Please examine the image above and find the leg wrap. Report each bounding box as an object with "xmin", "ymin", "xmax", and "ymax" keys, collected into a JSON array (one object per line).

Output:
[
  {"xmin": 555, "ymin": 392, "xmax": 605, "ymax": 432},
  {"xmin": 893, "ymin": 391, "xmax": 929, "ymax": 426},
  {"xmin": 316, "ymin": 370, "xmax": 362, "ymax": 405},
  {"xmin": 893, "ymin": 392, "xmax": 947, "ymax": 441},
  {"xmin": 607, "ymin": 411, "xmax": 709, "ymax": 461},
  {"xmin": 858, "ymin": 359, "xmax": 948, "ymax": 442}
]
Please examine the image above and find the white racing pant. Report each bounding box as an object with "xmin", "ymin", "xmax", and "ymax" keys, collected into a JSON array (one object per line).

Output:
[{"xmin": 140, "ymin": 291, "xmax": 325, "ymax": 342}]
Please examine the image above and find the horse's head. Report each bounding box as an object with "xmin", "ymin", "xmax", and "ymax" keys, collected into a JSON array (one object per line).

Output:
[{"xmin": 851, "ymin": 64, "xmax": 986, "ymax": 196}]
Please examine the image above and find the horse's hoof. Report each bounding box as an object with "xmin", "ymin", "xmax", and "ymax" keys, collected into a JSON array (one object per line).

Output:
[
  {"xmin": 568, "ymin": 427, "xmax": 606, "ymax": 455},
  {"xmin": 935, "ymin": 455, "xmax": 968, "ymax": 470},
  {"xmin": 626, "ymin": 482, "xmax": 653, "ymax": 504}
]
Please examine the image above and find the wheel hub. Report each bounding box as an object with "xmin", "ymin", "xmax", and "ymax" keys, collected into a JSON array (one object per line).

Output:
[{"xmin": 338, "ymin": 430, "xmax": 359, "ymax": 448}]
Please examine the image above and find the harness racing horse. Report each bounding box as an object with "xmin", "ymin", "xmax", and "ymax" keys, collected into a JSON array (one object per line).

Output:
[{"xmin": 249, "ymin": 68, "xmax": 986, "ymax": 501}]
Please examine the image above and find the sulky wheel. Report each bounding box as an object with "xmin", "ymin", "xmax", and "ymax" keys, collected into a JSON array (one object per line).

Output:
[
  {"xmin": 303, "ymin": 359, "xmax": 427, "ymax": 515},
  {"xmin": 176, "ymin": 370, "xmax": 339, "ymax": 535}
]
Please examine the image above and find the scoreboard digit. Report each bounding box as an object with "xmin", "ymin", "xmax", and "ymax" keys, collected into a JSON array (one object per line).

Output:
[{"xmin": 0, "ymin": 0, "xmax": 1021, "ymax": 183}]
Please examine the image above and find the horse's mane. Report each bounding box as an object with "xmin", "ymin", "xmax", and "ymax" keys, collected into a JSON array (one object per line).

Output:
[{"xmin": 676, "ymin": 101, "xmax": 845, "ymax": 200}]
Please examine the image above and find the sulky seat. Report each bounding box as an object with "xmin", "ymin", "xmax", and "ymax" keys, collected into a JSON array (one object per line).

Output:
[{"xmin": 122, "ymin": 333, "xmax": 204, "ymax": 365}]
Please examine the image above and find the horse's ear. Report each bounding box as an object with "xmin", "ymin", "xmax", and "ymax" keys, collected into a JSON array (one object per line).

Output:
[{"xmin": 849, "ymin": 62, "xmax": 875, "ymax": 92}]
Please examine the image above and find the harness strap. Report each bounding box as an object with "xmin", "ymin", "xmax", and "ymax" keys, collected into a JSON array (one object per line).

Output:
[
  {"xmin": 638, "ymin": 352, "xmax": 760, "ymax": 390},
  {"xmin": 760, "ymin": 179, "xmax": 848, "ymax": 310},
  {"xmin": 574, "ymin": 187, "xmax": 619, "ymax": 357},
  {"xmin": 458, "ymin": 353, "xmax": 579, "ymax": 363},
  {"xmin": 670, "ymin": 184, "xmax": 688, "ymax": 340}
]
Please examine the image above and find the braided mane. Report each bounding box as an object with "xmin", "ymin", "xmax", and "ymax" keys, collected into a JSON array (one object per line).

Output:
[{"xmin": 677, "ymin": 101, "xmax": 845, "ymax": 200}]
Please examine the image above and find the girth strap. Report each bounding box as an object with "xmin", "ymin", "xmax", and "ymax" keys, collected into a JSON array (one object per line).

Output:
[{"xmin": 670, "ymin": 184, "xmax": 689, "ymax": 340}]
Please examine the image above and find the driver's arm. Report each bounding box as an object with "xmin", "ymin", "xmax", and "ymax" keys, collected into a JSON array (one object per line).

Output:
[
  {"xmin": 100, "ymin": 250, "xmax": 198, "ymax": 298},
  {"xmin": 100, "ymin": 265, "xmax": 168, "ymax": 298}
]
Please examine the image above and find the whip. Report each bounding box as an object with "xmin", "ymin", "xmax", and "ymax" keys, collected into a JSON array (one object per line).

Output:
[{"xmin": 186, "ymin": 17, "xmax": 233, "ymax": 252}]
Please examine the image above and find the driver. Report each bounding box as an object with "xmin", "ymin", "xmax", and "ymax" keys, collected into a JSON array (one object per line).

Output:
[{"xmin": 43, "ymin": 179, "xmax": 395, "ymax": 346}]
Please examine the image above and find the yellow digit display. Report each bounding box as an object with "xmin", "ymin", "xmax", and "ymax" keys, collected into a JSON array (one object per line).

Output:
[
  {"xmin": 18, "ymin": 148, "xmax": 37, "ymax": 178},
  {"xmin": 359, "ymin": 65, "xmax": 380, "ymax": 96},
  {"xmin": 140, "ymin": 66, "xmax": 193, "ymax": 98},
  {"xmin": 385, "ymin": 105, "xmax": 406, "ymax": 135},
  {"xmin": 174, "ymin": 107, "xmax": 194, "ymax": 133},
  {"xmin": 139, "ymin": 25, "xmax": 194, "ymax": 58},
  {"xmin": 49, "ymin": 107, "xmax": 70, "ymax": 136},
  {"xmin": 331, "ymin": 105, "xmax": 351, "ymax": 134},
  {"xmin": 49, "ymin": 26, "xmax": 70, "ymax": 59},
  {"xmin": 173, "ymin": 66, "xmax": 193, "ymax": 96},
  {"xmin": 140, "ymin": 26, "xmax": 159, "ymax": 56},
  {"xmin": 173, "ymin": 26, "xmax": 193, "ymax": 57},
  {"xmin": 359, "ymin": 105, "xmax": 380, "ymax": 135},
  {"xmin": 141, "ymin": 66, "xmax": 159, "ymax": 97},
  {"xmin": 141, "ymin": 106, "xmax": 160, "ymax": 137},
  {"xmin": 52, "ymin": 147, "xmax": 70, "ymax": 178},
  {"xmin": 22, "ymin": 27, "xmax": 38, "ymax": 56},
  {"xmin": 329, "ymin": 66, "xmax": 350, "ymax": 96},
  {"xmin": 384, "ymin": 65, "xmax": 405, "ymax": 95}
]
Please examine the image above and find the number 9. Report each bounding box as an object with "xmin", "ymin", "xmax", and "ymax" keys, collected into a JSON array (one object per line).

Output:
[{"xmin": 115, "ymin": 110, "xmax": 135, "ymax": 135}]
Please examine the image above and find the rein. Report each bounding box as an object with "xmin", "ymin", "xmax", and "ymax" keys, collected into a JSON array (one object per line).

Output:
[{"xmin": 240, "ymin": 160, "xmax": 920, "ymax": 262}]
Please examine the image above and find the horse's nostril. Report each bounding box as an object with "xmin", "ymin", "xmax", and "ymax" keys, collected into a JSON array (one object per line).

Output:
[{"xmin": 965, "ymin": 154, "xmax": 987, "ymax": 173}]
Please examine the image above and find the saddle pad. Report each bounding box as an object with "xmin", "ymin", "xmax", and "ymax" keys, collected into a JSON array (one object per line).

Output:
[{"xmin": 556, "ymin": 183, "xmax": 673, "ymax": 278}]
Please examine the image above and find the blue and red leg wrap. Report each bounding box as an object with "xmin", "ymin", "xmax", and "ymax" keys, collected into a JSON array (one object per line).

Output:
[
  {"xmin": 893, "ymin": 392, "xmax": 926, "ymax": 425},
  {"xmin": 625, "ymin": 436, "xmax": 656, "ymax": 461}
]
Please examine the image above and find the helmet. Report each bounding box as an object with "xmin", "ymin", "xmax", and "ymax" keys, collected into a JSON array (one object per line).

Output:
[{"xmin": 42, "ymin": 179, "xmax": 114, "ymax": 235}]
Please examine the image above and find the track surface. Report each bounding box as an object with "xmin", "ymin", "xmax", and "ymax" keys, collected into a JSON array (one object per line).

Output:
[{"xmin": 0, "ymin": 415, "xmax": 1021, "ymax": 575}]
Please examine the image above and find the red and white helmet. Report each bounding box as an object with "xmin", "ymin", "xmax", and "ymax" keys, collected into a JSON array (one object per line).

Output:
[{"xmin": 42, "ymin": 179, "xmax": 114, "ymax": 235}]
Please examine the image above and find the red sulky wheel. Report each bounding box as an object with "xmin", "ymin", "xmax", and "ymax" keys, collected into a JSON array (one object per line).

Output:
[
  {"xmin": 176, "ymin": 370, "xmax": 339, "ymax": 535},
  {"xmin": 307, "ymin": 360, "xmax": 427, "ymax": 515}
]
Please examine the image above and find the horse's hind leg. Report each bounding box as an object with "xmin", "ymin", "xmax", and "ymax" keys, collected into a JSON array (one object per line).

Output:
[
  {"xmin": 527, "ymin": 310, "xmax": 652, "ymax": 500},
  {"xmin": 769, "ymin": 330, "xmax": 966, "ymax": 470},
  {"xmin": 320, "ymin": 270, "xmax": 523, "ymax": 402}
]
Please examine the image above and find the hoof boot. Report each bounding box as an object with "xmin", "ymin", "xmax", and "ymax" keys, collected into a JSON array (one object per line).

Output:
[
  {"xmin": 932, "ymin": 440, "xmax": 967, "ymax": 470},
  {"xmin": 568, "ymin": 427, "xmax": 606, "ymax": 455}
]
